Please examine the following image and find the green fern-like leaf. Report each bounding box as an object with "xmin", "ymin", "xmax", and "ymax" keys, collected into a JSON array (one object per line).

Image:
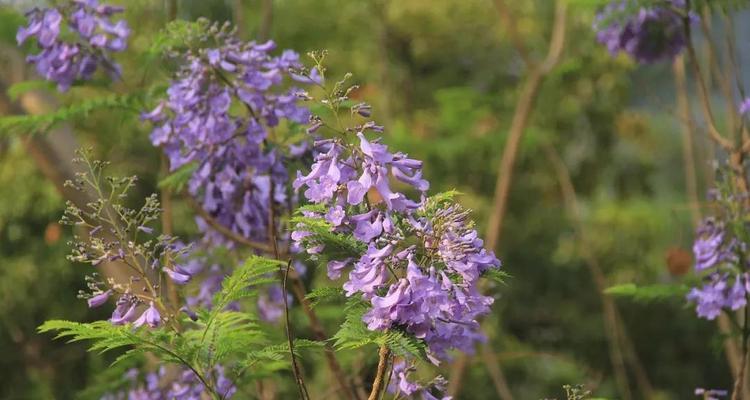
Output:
[
  {"xmin": 38, "ymin": 320, "xmax": 192, "ymax": 367},
  {"xmin": 379, "ymin": 330, "xmax": 427, "ymax": 360},
  {"xmin": 305, "ymin": 286, "xmax": 346, "ymax": 308},
  {"xmin": 149, "ymin": 19, "xmax": 212, "ymax": 56},
  {"xmin": 200, "ymin": 256, "xmax": 283, "ymax": 350},
  {"xmin": 331, "ymin": 297, "xmax": 380, "ymax": 350},
  {"xmin": 158, "ymin": 162, "xmax": 198, "ymax": 192},
  {"xmin": 604, "ymin": 283, "xmax": 689, "ymax": 303},
  {"xmin": 291, "ymin": 213, "xmax": 365, "ymax": 260},
  {"xmin": 6, "ymin": 80, "xmax": 56, "ymax": 102},
  {"xmin": 0, "ymin": 88, "xmax": 161, "ymax": 137}
]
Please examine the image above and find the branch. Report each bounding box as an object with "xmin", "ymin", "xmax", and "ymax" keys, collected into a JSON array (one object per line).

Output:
[
  {"xmin": 283, "ymin": 261, "xmax": 310, "ymax": 400},
  {"xmin": 491, "ymin": 0, "xmax": 533, "ymax": 68},
  {"xmin": 367, "ymin": 343, "xmax": 391, "ymax": 400},
  {"xmin": 185, "ymin": 195, "xmax": 275, "ymax": 253},
  {"xmin": 258, "ymin": 0, "xmax": 273, "ymax": 42},
  {"xmin": 187, "ymin": 196, "xmax": 357, "ymax": 398},
  {"xmin": 683, "ymin": 2, "xmax": 733, "ymax": 150},
  {"xmin": 673, "ymin": 56, "xmax": 702, "ymax": 227},
  {"xmin": 485, "ymin": 0, "xmax": 567, "ymax": 253},
  {"xmin": 540, "ymin": 0, "xmax": 567, "ymax": 74}
]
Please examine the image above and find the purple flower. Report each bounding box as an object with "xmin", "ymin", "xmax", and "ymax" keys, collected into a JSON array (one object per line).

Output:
[
  {"xmin": 164, "ymin": 265, "xmax": 193, "ymax": 285},
  {"xmin": 727, "ymin": 277, "xmax": 747, "ymax": 310},
  {"xmin": 110, "ymin": 295, "xmax": 139, "ymax": 325},
  {"xmin": 87, "ymin": 290, "xmax": 111, "ymax": 308},
  {"xmin": 693, "ymin": 219, "xmax": 726, "ymax": 271},
  {"xmin": 386, "ymin": 361, "xmax": 452, "ymax": 400},
  {"xmin": 388, "ymin": 361, "xmax": 421, "ymax": 396},
  {"xmin": 133, "ymin": 302, "xmax": 161, "ymax": 328},
  {"xmin": 740, "ymin": 98, "xmax": 750, "ymax": 116},
  {"xmin": 687, "ymin": 275, "xmax": 728, "ymax": 320}
]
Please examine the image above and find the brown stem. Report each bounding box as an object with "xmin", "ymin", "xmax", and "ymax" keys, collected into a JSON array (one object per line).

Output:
[
  {"xmin": 367, "ymin": 344, "xmax": 391, "ymax": 400},
  {"xmin": 159, "ymin": 153, "xmax": 180, "ymax": 309},
  {"xmin": 683, "ymin": 5, "xmax": 733, "ymax": 150},
  {"xmin": 167, "ymin": 0, "xmax": 177, "ymax": 21},
  {"xmin": 233, "ymin": 0, "xmax": 246, "ymax": 37},
  {"xmin": 480, "ymin": 344, "xmax": 515, "ymax": 400},
  {"xmin": 187, "ymin": 194, "xmax": 355, "ymax": 398},
  {"xmin": 185, "ymin": 195, "xmax": 275, "ymax": 253},
  {"xmin": 698, "ymin": 8, "xmax": 738, "ymax": 140},
  {"xmin": 674, "ymin": 56, "xmax": 702, "ymax": 226},
  {"xmin": 288, "ymin": 278, "xmax": 360, "ymax": 400},
  {"xmin": 733, "ymin": 347, "xmax": 748, "ymax": 400},
  {"xmin": 282, "ymin": 261, "xmax": 310, "ymax": 400},
  {"xmin": 485, "ymin": 0, "xmax": 567, "ymax": 255},
  {"xmin": 258, "ymin": 0, "xmax": 273, "ymax": 42}
]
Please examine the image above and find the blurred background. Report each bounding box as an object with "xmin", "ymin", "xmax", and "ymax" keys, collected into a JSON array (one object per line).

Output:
[{"xmin": 0, "ymin": 0, "xmax": 746, "ymax": 398}]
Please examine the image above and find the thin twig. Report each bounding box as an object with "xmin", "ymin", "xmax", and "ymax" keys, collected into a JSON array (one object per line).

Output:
[
  {"xmin": 683, "ymin": 0, "xmax": 733, "ymax": 150},
  {"xmin": 287, "ymin": 278, "xmax": 361, "ymax": 400},
  {"xmin": 258, "ymin": 0, "xmax": 273, "ymax": 42},
  {"xmin": 485, "ymin": 0, "xmax": 567, "ymax": 258},
  {"xmin": 491, "ymin": 0, "xmax": 533, "ymax": 68},
  {"xmin": 186, "ymin": 194, "xmax": 356, "ymax": 399},
  {"xmin": 367, "ymin": 343, "xmax": 391, "ymax": 400},
  {"xmin": 159, "ymin": 153, "xmax": 181, "ymax": 310},
  {"xmin": 282, "ymin": 260, "xmax": 310, "ymax": 400},
  {"xmin": 185, "ymin": 195, "xmax": 275, "ymax": 253}
]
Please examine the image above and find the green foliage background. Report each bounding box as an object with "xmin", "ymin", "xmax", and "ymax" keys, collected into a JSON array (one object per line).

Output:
[{"xmin": 0, "ymin": 0, "xmax": 740, "ymax": 398}]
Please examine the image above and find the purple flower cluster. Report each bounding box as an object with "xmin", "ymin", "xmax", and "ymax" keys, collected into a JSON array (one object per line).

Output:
[
  {"xmin": 103, "ymin": 366, "xmax": 235, "ymax": 400},
  {"xmin": 143, "ymin": 31, "xmax": 310, "ymax": 248},
  {"xmin": 143, "ymin": 27, "xmax": 315, "ymax": 323},
  {"xmin": 687, "ymin": 219, "xmax": 749, "ymax": 320},
  {"xmin": 17, "ymin": 0, "xmax": 130, "ymax": 91},
  {"xmin": 387, "ymin": 361, "xmax": 451, "ymax": 400},
  {"xmin": 594, "ymin": 0, "xmax": 690, "ymax": 64},
  {"xmin": 293, "ymin": 123, "xmax": 500, "ymax": 361}
]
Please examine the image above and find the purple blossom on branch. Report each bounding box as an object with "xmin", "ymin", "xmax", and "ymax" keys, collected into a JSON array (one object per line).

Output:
[
  {"xmin": 594, "ymin": 0, "xmax": 692, "ymax": 64},
  {"xmin": 292, "ymin": 64, "xmax": 501, "ymax": 362},
  {"xmin": 17, "ymin": 0, "xmax": 130, "ymax": 91},
  {"xmin": 143, "ymin": 23, "xmax": 310, "ymax": 249}
]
